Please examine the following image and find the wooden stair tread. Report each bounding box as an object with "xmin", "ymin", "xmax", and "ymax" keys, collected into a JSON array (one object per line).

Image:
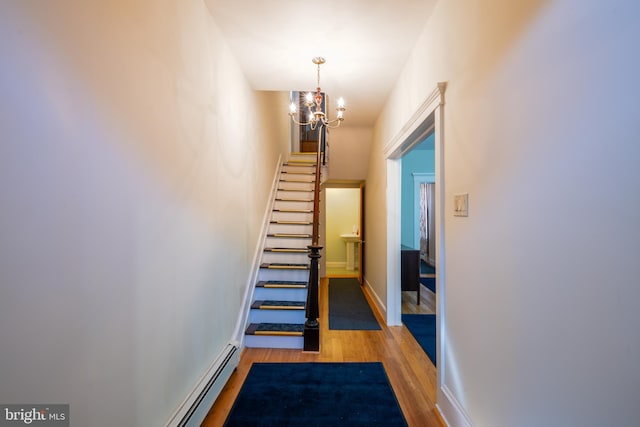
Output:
[
  {"xmin": 280, "ymin": 178, "xmax": 315, "ymax": 183},
  {"xmin": 273, "ymin": 208, "xmax": 312, "ymax": 213},
  {"xmin": 264, "ymin": 247, "xmax": 309, "ymax": 253},
  {"xmin": 275, "ymin": 198, "xmax": 313, "ymax": 202},
  {"xmin": 284, "ymin": 160, "xmax": 316, "ymax": 165},
  {"xmin": 256, "ymin": 280, "xmax": 307, "ymax": 288},
  {"xmin": 267, "ymin": 233, "xmax": 312, "ymax": 239},
  {"xmin": 270, "ymin": 220, "xmax": 312, "ymax": 225},
  {"xmin": 246, "ymin": 323, "xmax": 304, "ymax": 336},
  {"xmin": 251, "ymin": 300, "xmax": 305, "ymax": 310},
  {"xmin": 277, "ymin": 188, "xmax": 313, "ymax": 193},
  {"xmin": 282, "ymin": 170, "xmax": 315, "ymax": 175},
  {"xmin": 260, "ymin": 263, "xmax": 309, "ymax": 270}
]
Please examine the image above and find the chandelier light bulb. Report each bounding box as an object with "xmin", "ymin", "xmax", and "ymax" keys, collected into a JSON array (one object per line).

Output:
[
  {"xmin": 289, "ymin": 102, "xmax": 297, "ymax": 114},
  {"xmin": 337, "ymin": 97, "xmax": 345, "ymax": 108},
  {"xmin": 305, "ymin": 92, "xmax": 314, "ymax": 104}
]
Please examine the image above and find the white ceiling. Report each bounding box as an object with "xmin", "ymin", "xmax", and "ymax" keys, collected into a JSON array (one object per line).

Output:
[{"xmin": 204, "ymin": 0, "xmax": 438, "ymax": 127}]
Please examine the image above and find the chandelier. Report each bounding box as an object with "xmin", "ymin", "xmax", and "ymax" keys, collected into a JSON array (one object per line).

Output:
[{"xmin": 289, "ymin": 57, "xmax": 345, "ymax": 130}]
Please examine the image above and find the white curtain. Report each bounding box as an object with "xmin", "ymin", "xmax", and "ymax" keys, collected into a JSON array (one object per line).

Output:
[{"xmin": 419, "ymin": 182, "xmax": 435, "ymax": 265}]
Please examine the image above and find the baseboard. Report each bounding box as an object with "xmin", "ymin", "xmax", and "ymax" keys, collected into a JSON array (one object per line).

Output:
[
  {"xmin": 434, "ymin": 405, "xmax": 448, "ymax": 427},
  {"xmin": 165, "ymin": 342, "xmax": 240, "ymax": 427},
  {"xmin": 326, "ymin": 261, "xmax": 347, "ymax": 268},
  {"xmin": 362, "ymin": 278, "xmax": 387, "ymax": 322},
  {"xmin": 436, "ymin": 384, "xmax": 474, "ymax": 427}
]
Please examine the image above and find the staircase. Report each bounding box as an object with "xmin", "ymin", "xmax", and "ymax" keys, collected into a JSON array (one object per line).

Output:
[{"xmin": 244, "ymin": 153, "xmax": 318, "ymax": 349}]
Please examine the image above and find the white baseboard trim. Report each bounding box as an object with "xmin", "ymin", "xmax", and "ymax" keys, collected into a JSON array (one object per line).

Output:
[
  {"xmin": 436, "ymin": 384, "xmax": 474, "ymax": 427},
  {"xmin": 165, "ymin": 341, "xmax": 240, "ymax": 427},
  {"xmin": 326, "ymin": 261, "xmax": 347, "ymax": 268},
  {"xmin": 363, "ymin": 278, "xmax": 387, "ymax": 322}
]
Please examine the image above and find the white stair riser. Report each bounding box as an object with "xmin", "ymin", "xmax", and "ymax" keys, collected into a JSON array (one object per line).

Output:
[
  {"xmin": 271, "ymin": 211, "xmax": 313, "ymax": 222},
  {"xmin": 249, "ymin": 310, "xmax": 306, "ymax": 323},
  {"xmin": 289, "ymin": 154, "xmax": 316, "ymax": 161},
  {"xmin": 258, "ymin": 268, "xmax": 309, "ymax": 282},
  {"xmin": 281, "ymin": 173, "xmax": 315, "ymax": 182},
  {"xmin": 244, "ymin": 335, "xmax": 303, "ymax": 349},
  {"xmin": 274, "ymin": 200, "xmax": 314, "ymax": 211},
  {"xmin": 261, "ymin": 252, "xmax": 309, "ymax": 264},
  {"xmin": 276, "ymin": 190, "xmax": 313, "ymax": 200},
  {"xmin": 253, "ymin": 287, "xmax": 307, "ymax": 301},
  {"xmin": 265, "ymin": 237, "xmax": 312, "ymax": 249},
  {"xmin": 268, "ymin": 223, "xmax": 313, "ymax": 234},
  {"xmin": 279, "ymin": 181, "xmax": 314, "ymax": 191},
  {"xmin": 282, "ymin": 165, "xmax": 316, "ymax": 174}
]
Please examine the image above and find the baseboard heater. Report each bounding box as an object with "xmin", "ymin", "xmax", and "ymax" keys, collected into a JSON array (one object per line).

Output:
[{"xmin": 166, "ymin": 341, "xmax": 240, "ymax": 427}]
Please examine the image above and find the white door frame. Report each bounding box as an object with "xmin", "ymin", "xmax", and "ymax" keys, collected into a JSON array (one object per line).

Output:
[{"xmin": 384, "ymin": 81, "xmax": 446, "ymax": 390}]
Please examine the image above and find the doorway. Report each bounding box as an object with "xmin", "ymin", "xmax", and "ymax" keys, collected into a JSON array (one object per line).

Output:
[
  {"xmin": 324, "ymin": 187, "xmax": 361, "ymax": 278},
  {"xmin": 384, "ymin": 82, "xmax": 446, "ymax": 393},
  {"xmin": 400, "ymin": 135, "xmax": 436, "ymax": 314}
]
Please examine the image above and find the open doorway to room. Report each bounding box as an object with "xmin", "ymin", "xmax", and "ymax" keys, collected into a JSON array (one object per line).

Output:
[
  {"xmin": 400, "ymin": 134, "xmax": 436, "ymax": 315},
  {"xmin": 324, "ymin": 186, "xmax": 362, "ymax": 278},
  {"xmin": 384, "ymin": 83, "xmax": 445, "ymax": 386}
]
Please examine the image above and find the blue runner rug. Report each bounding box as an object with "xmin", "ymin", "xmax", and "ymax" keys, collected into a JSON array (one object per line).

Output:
[
  {"xmin": 223, "ymin": 362, "xmax": 408, "ymax": 426},
  {"xmin": 401, "ymin": 314, "xmax": 436, "ymax": 366},
  {"xmin": 329, "ymin": 278, "xmax": 381, "ymax": 330},
  {"xmin": 420, "ymin": 277, "xmax": 436, "ymax": 293}
]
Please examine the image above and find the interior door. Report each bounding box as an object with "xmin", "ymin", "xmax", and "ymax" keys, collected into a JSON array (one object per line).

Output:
[{"xmin": 358, "ymin": 183, "xmax": 365, "ymax": 285}]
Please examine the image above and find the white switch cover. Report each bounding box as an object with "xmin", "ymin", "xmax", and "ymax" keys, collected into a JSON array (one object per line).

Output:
[{"xmin": 453, "ymin": 193, "xmax": 469, "ymax": 217}]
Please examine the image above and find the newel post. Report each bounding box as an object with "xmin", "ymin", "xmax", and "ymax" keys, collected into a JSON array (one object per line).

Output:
[{"xmin": 304, "ymin": 244, "xmax": 321, "ymax": 351}]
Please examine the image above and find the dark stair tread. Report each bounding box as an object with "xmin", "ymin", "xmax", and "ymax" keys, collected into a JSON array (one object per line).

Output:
[
  {"xmin": 275, "ymin": 198, "xmax": 314, "ymax": 202},
  {"xmin": 251, "ymin": 300, "xmax": 305, "ymax": 310},
  {"xmin": 282, "ymin": 170, "xmax": 316, "ymax": 175},
  {"xmin": 246, "ymin": 323, "xmax": 304, "ymax": 336},
  {"xmin": 283, "ymin": 162, "xmax": 317, "ymax": 166},
  {"xmin": 256, "ymin": 280, "xmax": 308, "ymax": 288},
  {"xmin": 264, "ymin": 247, "xmax": 309, "ymax": 253},
  {"xmin": 267, "ymin": 233, "xmax": 312, "ymax": 239},
  {"xmin": 260, "ymin": 263, "xmax": 309, "ymax": 270},
  {"xmin": 273, "ymin": 208, "xmax": 313, "ymax": 213},
  {"xmin": 280, "ymin": 178, "xmax": 315, "ymax": 183},
  {"xmin": 277, "ymin": 188, "xmax": 314, "ymax": 193},
  {"xmin": 270, "ymin": 220, "xmax": 312, "ymax": 225}
]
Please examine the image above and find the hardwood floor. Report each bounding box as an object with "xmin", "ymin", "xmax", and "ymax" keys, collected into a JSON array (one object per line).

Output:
[
  {"xmin": 202, "ymin": 278, "xmax": 440, "ymax": 427},
  {"xmin": 401, "ymin": 285, "xmax": 436, "ymax": 315},
  {"xmin": 325, "ymin": 265, "xmax": 359, "ymax": 277}
]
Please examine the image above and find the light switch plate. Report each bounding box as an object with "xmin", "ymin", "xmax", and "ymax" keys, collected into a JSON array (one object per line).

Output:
[{"xmin": 453, "ymin": 193, "xmax": 469, "ymax": 217}]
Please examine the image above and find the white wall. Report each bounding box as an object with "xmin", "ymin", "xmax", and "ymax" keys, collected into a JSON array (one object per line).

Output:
[
  {"xmin": 367, "ymin": 0, "xmax": 640, "ymax": 426},
  {"xmin": 0, "ymin": 1, "xmax": 289, "ymax": 426}
]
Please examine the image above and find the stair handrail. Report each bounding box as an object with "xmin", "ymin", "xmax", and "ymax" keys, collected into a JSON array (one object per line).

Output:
[{"xmin": 303, "ymin": 130, "xmax": 324, "ymax": 352}]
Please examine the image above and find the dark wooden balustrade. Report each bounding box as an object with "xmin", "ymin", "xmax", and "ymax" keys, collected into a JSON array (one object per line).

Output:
[{"xmin": 303, "ymin": 130, "xmax": 323, "ymax": 352}]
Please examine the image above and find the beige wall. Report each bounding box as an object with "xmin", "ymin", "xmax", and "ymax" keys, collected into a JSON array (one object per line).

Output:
[
  {"xmin": 327, "ymin": 126, "xmax": 372, "ymax": 180},
  {"xmin": 0, "ymin": 1, "xmax": 288, "ymax": 425},
  {"xmin": 367, "ymin": 0, "xmax": 640, "ymax": 426}
]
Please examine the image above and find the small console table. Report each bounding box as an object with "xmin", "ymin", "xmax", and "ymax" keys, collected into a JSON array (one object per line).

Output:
[{"xmin": 401, "ymin": 245, "xmax": 421, "ymax": 305}]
